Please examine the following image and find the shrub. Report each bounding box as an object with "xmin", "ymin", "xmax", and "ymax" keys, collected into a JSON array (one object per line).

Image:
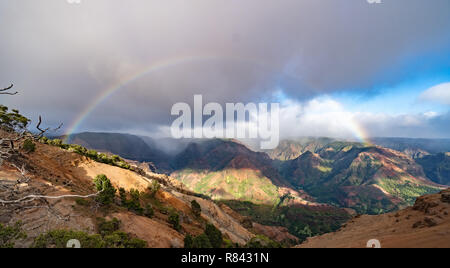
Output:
[
  {"xmin": 127, "ymin": 189, "xmax": 143, "ymax": 215},
  {"xmin": 97, "ymin": 218, "xmax": 121, "ymax": 237},
  {"xmin": 144, "ymin": 204, "xmax": 154, "ymax": 218},
  {"xmin": 147, "ymin": 180, "xmax": 160, "ymax": 197},
  {"xmin": 0, "ymin": 222, "xmax": 27, "ymax": 248},
  {"xmin": 184, "ymin": 234, "xmax": 193, "ymax": 248},
  {"xmin": 111, "ymin": 155, "xmax": 121, "ymax": 162},
  {"xmin": 245, "ymin": 235, "xmax": 281, "ymax": 248},
  {"xmin": 22, "ymin": 139, "xmax": 36, "ymax": 153},
  {"xmin": 223, "ymin": 239, "xmax": 236, "ymax": 248},
  {"xmin": 75, "ymin": 198, "xmax": 90, "ymax": 206},
  {"xmin": 119, "ymin": 187, "xmax": 127, "ymax": 206},
  {"xmin": 50, "ymin": 139, "xmax": 63, "ymax": 147},
  {"xmin": 87, "ymin": 149, "xmax": 98, "ymax": 159},
  {"xmin": 191, "ymin": 233, "xmax": 212, "ymax": 248},
  {"xmin": 93, "ymin": 174, "xmax": 117, "ymax": 205},
  {"xmin": 39, "ymin": 136, "xmax": 49, "ymax": 144},
  {"xmin": 205, "ymin": 223, "xmax": 223, "ymax": 248},
  {"xmin": 191, "ymin": 200, "xmax": 202, "ymax": 218},
  {"xmin": 169, "ymin": 211, "xmax": 181, "ymax": 231},
  {"xmin": 103, "ymin": 231, "xmax": 147, "ymax": 248}
]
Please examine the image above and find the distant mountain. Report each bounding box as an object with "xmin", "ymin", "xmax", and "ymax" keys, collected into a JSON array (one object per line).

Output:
[
  {"xmin": 66, "ymin": 132, "xmax": 171, "ymax": 170},
  {"xmin": 262, "ymin": 137, "xmax": 336, "ymax": 161},
  {"xmin": 279, "ymin": 142, "xmax": 444, "ymax": 214},
  {"xmin": 416, "ymin": 153, "xmax": 450, "ymax": 186},
  {"xmin": 370, "ymin": 137, "xmax": 450, "ymax": 157},
  {"xmin": 170, "ymin": 139, "xmax": 305, "ymax": 204},
  {"xmin": 66, "ymin": 133, "xmax": 446, "ymax": 215}
]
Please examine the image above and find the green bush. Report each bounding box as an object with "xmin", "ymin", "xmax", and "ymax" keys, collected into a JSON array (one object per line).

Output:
[
  {"xmin": 245, "ymin": 235, "xmax": 281, "ymax": 248},
  {"xmin": 169, "ymin": 211, "xmax": 181, "ymax": 231},
  {"xmin": 50, "ymin": 139, "xmax": 63, "ymax": 147},
  {"xmin": 147, "ymin": 180, "xmax": 161, "ymax": 197},
  {"xmin": 39, "ymin": 136, "xmax": 49, "ymax": 144},
  {"xmin": 127, "ymin": 189, "xmax": 144, "ymax": 215},
  {"xmin": 75, "ymin": 198, "xmax": 91, "ymax": 206},
  {"xmin": 144, "ymin": 204, "xmax": 154, "ymax": 218},
  {"xmin": 97, "ymin": 218, "xmax": 121, "ymax": 237},
  {"xmin": 87, "ymin": 149, "xmax": 98, "ymax": 159},
  {"xmin": 185, "ymin": 223, "xmax": 224, "ymax": 248},
  {"xmin": 191, "ymin": 233, "xmax": 212, "ymax": 248},
  {"xmin": 102, "ymin": 231, "xmax": 147, "ymax": 248},
  {"xmin": 0, "ymin": 222, "xmax": 27, "ymax": 248},
  {"xmin": 223, "ymin": 239, "xmax": 236, "ymax": 248},
  {"xmin": 205, "ymin": 224, "xmax": 223, "ymax": 248},
  {"xmin": 191, "ymin": 200, "xmax": 202, "ymax": 218},
  {"xmin": 184, "ymin": 234, "xmax": 194, "ymax": 248},
  {"xmin": 22, "ymin": 139, "xmax": 36, "ymax": 153},
  {"xmin": 119, "ymin": 187, "xmax": 127, "ymax": 206},
  {"xmin": 94, "ymin": 174, "xmax": 117, "ymax": 205}
]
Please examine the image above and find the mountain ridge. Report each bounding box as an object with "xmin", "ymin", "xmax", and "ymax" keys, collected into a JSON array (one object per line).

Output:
[{"xmin": 66, "ymin": 132, "xmax": 447, "ymax": 215}]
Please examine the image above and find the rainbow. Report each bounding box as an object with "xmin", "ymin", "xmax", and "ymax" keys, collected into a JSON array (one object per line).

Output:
[
  {"xmin": 64, "ymin": 55, "xmax": 251, "ymax": 140},
  {"xmin": 348, "ymin": 119, "xmax": 372, "ymax": 145},
  {"xmin": 64, "ymin": 55, "xmax": 372, "ymax": 145}
]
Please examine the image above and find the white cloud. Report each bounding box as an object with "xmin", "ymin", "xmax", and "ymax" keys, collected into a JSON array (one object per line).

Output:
[
  {"xmin": 420, "ymin": 82, "xmax": 450, "ymax": 105},
  {"xmin": 277, "ymin": 97, "xmax": 359, "ymax": 140},
  {"xmin": 150, "ymin": 96, "xmax": 450, "ymax": 140},
  {"xmin": 276, "ymin": 97, "xmax": 450, "ymax": 140}
]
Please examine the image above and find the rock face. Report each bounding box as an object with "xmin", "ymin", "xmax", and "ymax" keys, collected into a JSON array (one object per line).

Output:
[{"xmin": 296, "ymin": 189, "xmax": 450, "ymax": 248}]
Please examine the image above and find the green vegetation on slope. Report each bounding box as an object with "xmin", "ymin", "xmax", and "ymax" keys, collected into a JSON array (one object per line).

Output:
[
  {"xmin": 280, "ymin": 144, "xmax": 443, "ymax": 214},
  {"xmin": 378, "ymin": 178, "xmax": 441, "ymax": 204},
  {"xmin": 220, "ymin": 200, "xmax": 350, "ymax": 243},
  {"xmin": 0, "ymin": 222, "xmax": 27, "ymax": 248},
  {"xmin": 40, "ymin": 137, "xmax": 134, "ymax": 170},
  {"xmin": 33, "ymin": 218, "xmax": 147, "ymax": 248},
  {"xmin": 174, "ymin": 169, "xmax": 280, "ymax": 205}
]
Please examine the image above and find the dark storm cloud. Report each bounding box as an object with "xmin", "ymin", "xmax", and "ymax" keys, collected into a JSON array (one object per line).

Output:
[{"xmin": 0, "ymin": 0, "xmax": 449, "ymax": 136}]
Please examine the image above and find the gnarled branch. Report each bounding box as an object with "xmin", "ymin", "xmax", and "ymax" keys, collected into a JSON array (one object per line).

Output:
[
  {"xmin": 0, "ymin": 84, "xmax": 18, "ymax": 95},
  {"xmin": 35, "ymin": 115, "xmax": 63, "ymax": 139}
]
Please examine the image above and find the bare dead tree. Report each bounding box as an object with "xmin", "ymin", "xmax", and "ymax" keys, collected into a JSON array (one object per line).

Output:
[
  {"xmin": 35, "ymin": 115, "xmax": 63, "ymax": 140},
  {"xmin": 0, "ymin": 162, "xmax": 103, "ymax": 205},
  {"xmin": 0, "ymin": 84, "xmax": 18, "ymax": 95}
]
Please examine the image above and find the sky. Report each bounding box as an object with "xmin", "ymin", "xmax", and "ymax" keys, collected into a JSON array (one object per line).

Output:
[{"xmin": 0, "ymin": 0, "xmax": 450, "ymax": 141}]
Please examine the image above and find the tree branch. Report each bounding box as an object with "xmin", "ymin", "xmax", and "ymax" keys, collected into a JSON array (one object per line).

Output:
[
  {"xmin": 0, "ymin": 84, "xmax": 18, "ymax": 95},
  {"xmin": 0, "ymin": 191, "xmax": 102, "ymax": 204},
  {"xmin": 35, "ymin": 115, "xmax": 63, "ymax": 139}
]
